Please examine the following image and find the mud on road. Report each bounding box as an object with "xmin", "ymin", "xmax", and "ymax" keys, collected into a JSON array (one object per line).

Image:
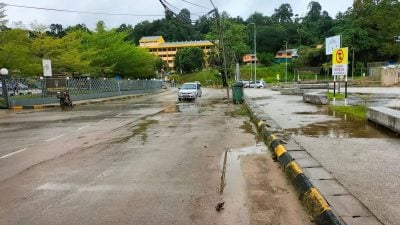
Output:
[{"xmin": 0, "ymin": 88, "xmax": 312, "ymax": 225}]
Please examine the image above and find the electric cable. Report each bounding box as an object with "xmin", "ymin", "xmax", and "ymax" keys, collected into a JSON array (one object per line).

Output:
[
  {"xmin": 179, "ymin": 0, "xmax": 211, "ymax": 10},
  {"xmin": 3, "ymin": 3, "xmax": 166, "ymax": 17}
]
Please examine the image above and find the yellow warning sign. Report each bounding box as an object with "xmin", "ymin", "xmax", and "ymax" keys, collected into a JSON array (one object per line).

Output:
[{"xmin": 332, "ymin": 47, "xmax": 348, "ymax": 65}]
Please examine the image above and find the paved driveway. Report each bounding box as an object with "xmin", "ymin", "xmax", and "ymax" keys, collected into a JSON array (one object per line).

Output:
[{"xmin": 246, "ymin": 87, "xmax": 400, "ymax": 225}]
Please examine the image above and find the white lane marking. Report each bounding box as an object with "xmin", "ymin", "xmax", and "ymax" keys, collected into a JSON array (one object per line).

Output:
[
  {"xmin": 0, "ymin": 148, "xmax": 28, "ymax": 159},
  {"xmin": 114, "ymin": 113, "xmax": 123, "ymax": 118},
  {"xmin": 98, "ymin": 119, "xmax": 108, "ymax": 123},
  {"xmin": 37, "ymin": 182, "xmax": 127, "ymax": 192},
  {"xmin": 78, "ymin": 125, "xmax": 89, "ymax": 130},
  {"xmin": 45, "ymin": 134, "xmax": 66, "ymax": 142}
]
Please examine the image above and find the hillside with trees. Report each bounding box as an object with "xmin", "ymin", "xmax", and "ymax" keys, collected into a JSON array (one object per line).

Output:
[{"xmin": 0, "ymin": 0, "xmax": 399, "ymax": 78}]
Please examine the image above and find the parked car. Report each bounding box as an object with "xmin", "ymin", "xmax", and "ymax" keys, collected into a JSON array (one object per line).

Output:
[
  {"xmin": 178, "ymin": 82, "xmax": 202, "ymax": 101},
  {"xmin": 240, "ymin": 80, "xmax": 248, "ymax": 87},
  {"xmin": 244, "ymin": 80, "xmax": 265, "ymax": 88},
  {"xmin": 0, "ymin": 82, "xmax": 29, "ymax": 90}
]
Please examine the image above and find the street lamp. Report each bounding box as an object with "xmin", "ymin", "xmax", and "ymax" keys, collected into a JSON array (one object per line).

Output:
[
  {"xmin": 1, "ymin": 68, "xmax": 10, "ymax": 109},
  {"xmin": 250, "ymin": 22, "xmax": 257, "ymax": 86},
  {"xmin": 284, "ymin": 41, "xmax": 288, "ymax": 83}
]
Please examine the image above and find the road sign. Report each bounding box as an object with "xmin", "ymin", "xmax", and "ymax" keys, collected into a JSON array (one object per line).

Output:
[
  {"xmin": 332, "ymin": 47, "xmax": 349, "ymax": 76},
  {"xmin": 42, "ymin": 59, "xmax": 52, "ymax": 77},
  {"xmin": 325, "ymin": 35, "xmax": 341, "ymax": 55}
]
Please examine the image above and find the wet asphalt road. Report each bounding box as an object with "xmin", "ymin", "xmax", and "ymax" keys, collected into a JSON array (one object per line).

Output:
[
  {"xmin": 246, "ymin": 88, "xmax": 400, "ymax": 225},
  {"xmin": 0, "ymin": 88, "xmax": 313, "ymax": 225}
]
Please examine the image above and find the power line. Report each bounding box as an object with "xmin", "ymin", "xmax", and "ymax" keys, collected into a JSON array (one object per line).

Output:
[
  {"xmin": 162, "ymin": 0, "xmax": 181, "ymax": 13},
  {"xmin": 179, "ymin": 0, "xmax": 211, "ymax": 10},
  {"xmin": 3, "ymin": 3, "xmax": 165, "ymax": 17}
]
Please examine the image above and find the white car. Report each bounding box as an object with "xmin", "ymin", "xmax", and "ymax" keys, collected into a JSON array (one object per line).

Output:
[
  {"xmin": 245, "ymin": 80, "xmax": 265, "ymax": 88},
  {"xmin": 178, "ymin": 82, "xmax": 202, "ymax": 101}
]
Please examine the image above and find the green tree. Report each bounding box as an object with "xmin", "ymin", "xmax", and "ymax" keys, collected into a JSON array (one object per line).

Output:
[
  {"xmin": 0, "ymin": 29, "xmax": 41, "ymax": 76},
  {"xmin": 207, "ymin": 12, "xmax": 250, "ymax": 70},
  {"xmin": 83, "ymin": 21, "xmax": 157, "ymax": 78},
  {"xmin": 257, "ymin": 52, "xmax": 275, "ymax": 66},
  {"xmin": 46, "ymin": 24, "xmax": 66, "ymax": 38},
  {"xmin": 272, "ymin": 3, "xmax": 294, "ymax": 23},
  {"xmin": 0, "ymin": 3, "xmax": 8, "ymax": 30},
  {"xmin": 175, "ymin": 47, "xmax": 205, "ymax": 73}
]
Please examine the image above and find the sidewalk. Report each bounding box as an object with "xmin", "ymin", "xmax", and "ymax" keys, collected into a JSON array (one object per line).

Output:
[{"xmin": 245, "ymin": 88, "xmax": 400, "ymax": 225}]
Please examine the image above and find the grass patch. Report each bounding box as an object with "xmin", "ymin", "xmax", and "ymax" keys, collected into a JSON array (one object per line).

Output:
[
  {"xmin": 10, "ymin": 94, "xmax": 43, "ymax": 100},
  {"xmin": 326, "ymin": 92, "xmax": 345, "ymax": 101},
  {"xmin": 329, "ymin": 105, "xmax": 367, "ymax": 120},
  {"xmin": 228, "ymin": 105, "xmax": 251, "ymax": 117},
  {"xmin": 240, "ymin": 64, "xmax": 290, "ymax": 83},
  {"xmin": 175, "ymin": 69, "xmax": 221, "ymax": 86}
]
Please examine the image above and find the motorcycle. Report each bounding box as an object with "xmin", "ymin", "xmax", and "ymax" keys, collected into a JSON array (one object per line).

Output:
[{"xmin": 56, "ymin": 91, "xmax": 73, "ymax": 109}]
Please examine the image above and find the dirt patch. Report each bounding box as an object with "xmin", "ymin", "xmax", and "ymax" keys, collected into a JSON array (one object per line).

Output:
[{"xmin": 241, "ymin": 155, "xmax": 314, "ymax": 225}]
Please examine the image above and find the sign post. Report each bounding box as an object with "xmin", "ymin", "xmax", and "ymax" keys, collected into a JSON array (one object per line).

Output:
[
  {"xmin": 325, "ymin": 35, "xmax": 341, "ymax": 102},
  {"xmin": 332, "ymin": 47, "xmax": 349, "ymax": 106},
  {"xmin": 42, "ymin": 59, "xmax": 52, "ymax": 96}
]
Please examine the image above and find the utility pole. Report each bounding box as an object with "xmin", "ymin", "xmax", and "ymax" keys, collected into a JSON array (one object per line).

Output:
[
  {"xmin": 352, "ymin": 46, "xmax": 355, "ymax": 80},
  {"xmin": 284, "ymin": 41, "xmax": 288, "ymax": 83},
  {"xmin": 250, "ymin": 22, "xmax": 256, "ymax": 85},
  {"xmin": 210, "ymin": 0, "xmax": 229, "ymax": 102}
]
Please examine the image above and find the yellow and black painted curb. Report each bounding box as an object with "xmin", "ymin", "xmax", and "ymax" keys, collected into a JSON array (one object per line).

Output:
[{"xmin": 247, "ymin": 105, "xmax": 342, "ymax": 225}]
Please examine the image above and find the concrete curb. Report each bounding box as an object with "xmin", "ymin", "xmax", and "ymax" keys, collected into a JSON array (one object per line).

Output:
[{"xmin": 244, "ymin": 96, "xmax": 342, "ymax": 225}]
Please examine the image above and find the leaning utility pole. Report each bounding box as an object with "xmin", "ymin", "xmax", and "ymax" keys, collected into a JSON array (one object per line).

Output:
[{"xmin": 210, "ymin": 0, "xmax": 229, "ymax": 102}]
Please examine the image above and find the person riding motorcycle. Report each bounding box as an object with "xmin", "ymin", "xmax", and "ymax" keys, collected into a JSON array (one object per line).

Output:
[{"xmin": 56, "ymin": 90, "xmax": 73, "ymax": 109}]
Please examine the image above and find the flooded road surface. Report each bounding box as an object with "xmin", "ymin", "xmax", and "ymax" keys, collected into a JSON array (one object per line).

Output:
[{"xmin": 0, "ymin": 88, "xmax": 313, "ymax": 225}]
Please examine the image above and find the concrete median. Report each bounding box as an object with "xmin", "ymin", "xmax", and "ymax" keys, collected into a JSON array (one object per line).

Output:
[{"xmin": 245, "ymin": 96, "xmax": 342, "ymax": 225}]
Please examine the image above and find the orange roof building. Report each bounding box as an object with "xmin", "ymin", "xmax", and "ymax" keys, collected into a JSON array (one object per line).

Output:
[{"xmin": 139, "ymin": 36, "xmax": 214, "ymax": 70}]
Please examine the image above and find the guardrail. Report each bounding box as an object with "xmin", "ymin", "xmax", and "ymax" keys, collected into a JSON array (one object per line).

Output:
[{"xmin": 1, "ymin": 78, "xmax": 162, "ymax": 108}]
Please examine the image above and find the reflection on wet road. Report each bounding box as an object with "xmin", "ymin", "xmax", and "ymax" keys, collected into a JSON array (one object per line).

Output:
[{"xmin": 288, "ymin": 106, "xmax": 398, "ymax": 138}]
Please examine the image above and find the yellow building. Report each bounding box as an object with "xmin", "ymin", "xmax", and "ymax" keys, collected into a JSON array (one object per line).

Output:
[{"xmin": 139, "ymin": 36, "xmax": 214, "ymax": 70}]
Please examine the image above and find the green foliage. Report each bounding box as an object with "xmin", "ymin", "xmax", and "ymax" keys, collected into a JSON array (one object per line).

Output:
[
  {"xmin": 0, "ymin": 3, "xmax": 8, "ymax": 29},
  {"xmin": 333, "ymin": 0, "xmax": 400, "ymax": 63},
  {"xmin": 230, "ymin": 105, "xmax": 251, "ymax": 117},
  {"xmin": 0, "ymin": 22, "xmax": 157, "ymax": 78},
  {"xmin": 2, "ymin": 1, "xmax": 400, "ymax": 79},
  {"xmin": 178, "ymin": 69, "xmax": 221, "ymax": 86},
  {"xmin": 290, "ymin": 46, "xmax": 325, "ymax": 69},
  {"xmin": 80, "ymin": 23, "xmax": 157, "ymax": 78},
  {"xmin": 257, "ymin": 52, "xmax": 275, "ymax": 66},
  {"xmin": 326, "ymin": 92, "xmax": 345, "ymax": 101},
  {"xmin": 0, "ymin": 29, "xmax": 41, "ymax": 76},
  {"xmin": 240, "ymin": 64, "xmax": 290, "ymax": 83},
  {"xmin": 175, "ymin": 47, "xmax": 205, "ymax": 73},
  {"xmin": 154, "ymin": 57, "xmax": 168, "ymax": 73},
  {"xmin": 329, "ymin": 105, "xmax": 367, "ymax": 120},
  {"xmin": 132, "ymin": 9, "xmax": 203, "ymax": 44}
]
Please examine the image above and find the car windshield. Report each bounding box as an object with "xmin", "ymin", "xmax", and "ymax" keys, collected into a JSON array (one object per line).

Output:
[{"xmin": 181, "ymin": 84, "xmax": 196, "ymax": 89}]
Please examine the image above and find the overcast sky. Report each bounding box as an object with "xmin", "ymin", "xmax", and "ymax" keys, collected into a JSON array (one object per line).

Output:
[{"xmin": 3, "ymin": 0, "xmax": 354, "ymax": 29}]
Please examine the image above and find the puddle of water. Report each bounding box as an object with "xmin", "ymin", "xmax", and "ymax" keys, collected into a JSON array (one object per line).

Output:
[
  {"xmin": 177, "ymin": 103, "xmax": 200, "ymax": 114},
  {"xmin": 252, "ymin": 96, "xmax": 273, "ymax": 100},
  {"xmin": 239, "ymin": 121, "xmax": 263, "ymax": 142},
  {"xmin": 111, "ymin": 119, "xmax": 158, "ymax": 144},
  {"xmin": 162, "ymin": 104, "xmax": 179, "ymax": 113},
  {"xmin": 295, "ymin": 111, "xmax": 321, "ymax": 115},
  {"xmin": 219, "ymin": 146, "xmax": 265, "ymax": 224},
  {"xmin": 289, "ymin": 107, "xmax": 398, "ymax": 138},
  {"xmin": 131, "ymin": 119, "xmax": 158, "ymax": 143}
]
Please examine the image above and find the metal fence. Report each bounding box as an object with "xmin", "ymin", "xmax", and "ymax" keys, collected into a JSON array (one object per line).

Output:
[{"xmin": 0, "ymin": 78, "xmax": 162, "ymax": 108}]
